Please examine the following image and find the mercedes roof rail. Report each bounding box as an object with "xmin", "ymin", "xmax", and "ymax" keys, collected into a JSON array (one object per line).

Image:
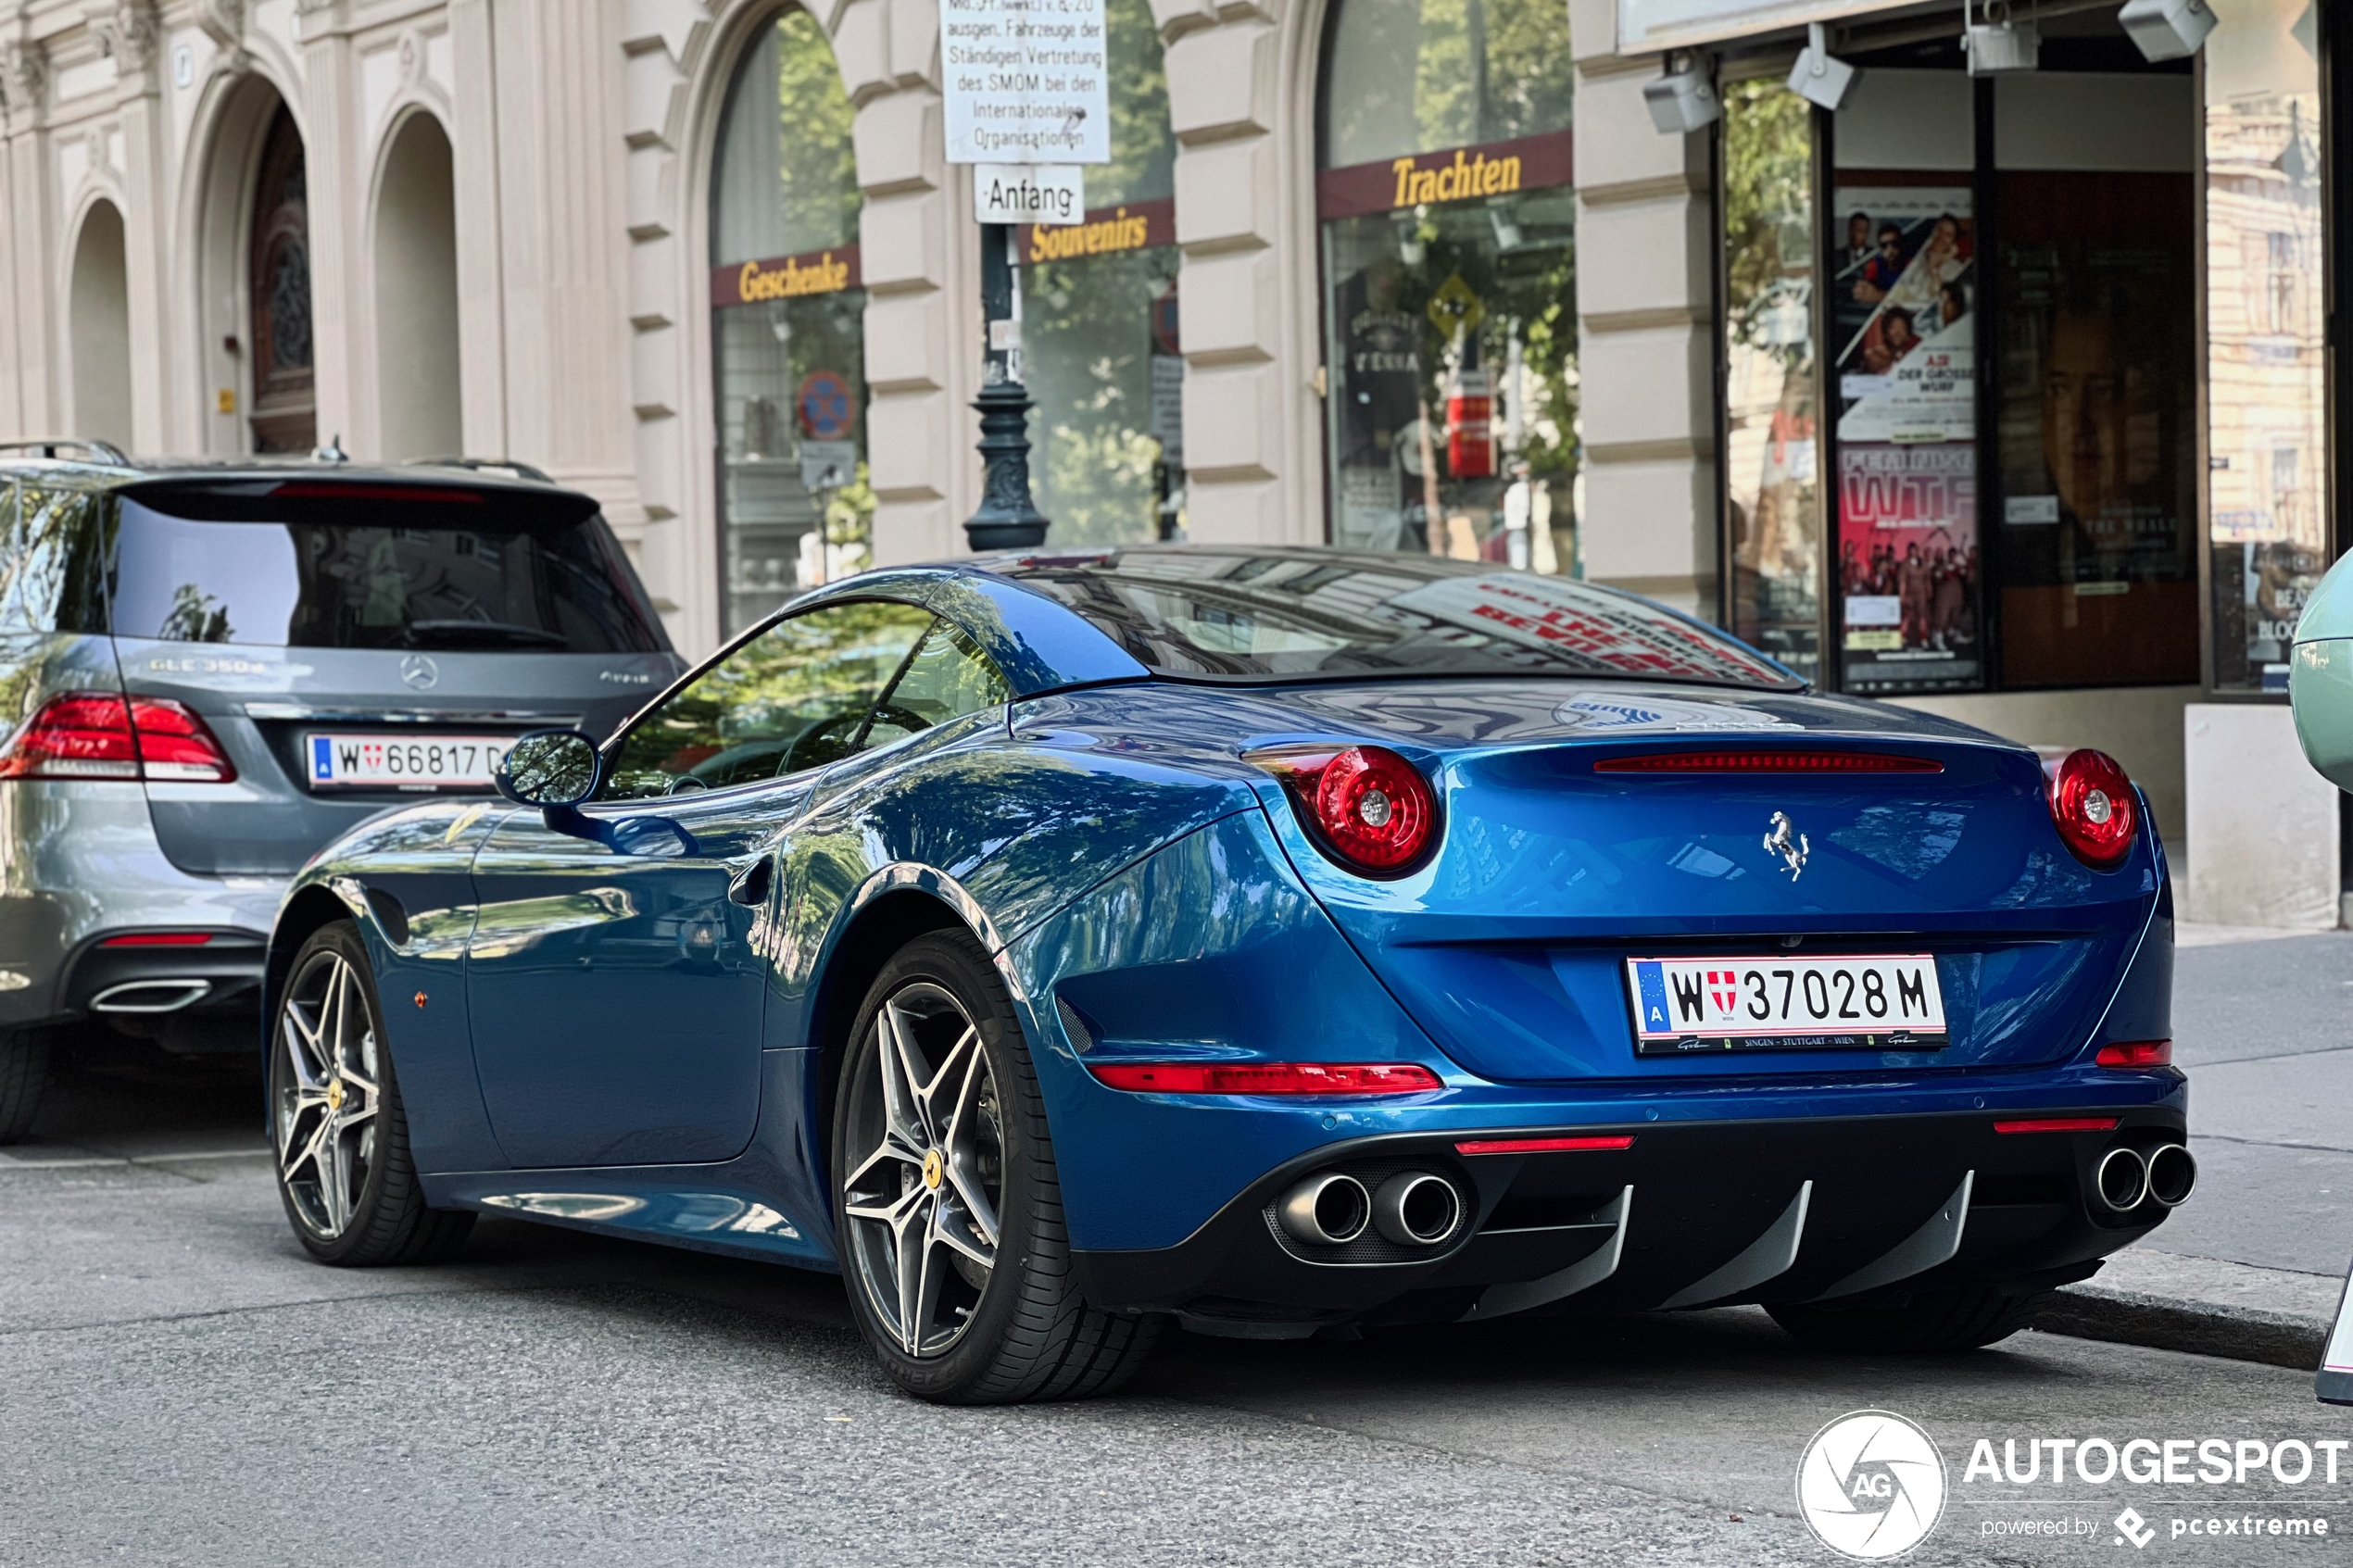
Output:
[{"xmin": 0, "ymin": 438, "xmax": 132, "ymax": 467}]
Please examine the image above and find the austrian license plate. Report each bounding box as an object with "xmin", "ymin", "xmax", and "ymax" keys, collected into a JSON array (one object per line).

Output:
[
  {"xmin": 1625, "ymin": 954, "xmax": 1948, "ymax": 1055},
  {"xmin": 306, "ymin": 733, "xmax": 513, "ymax": 790}
]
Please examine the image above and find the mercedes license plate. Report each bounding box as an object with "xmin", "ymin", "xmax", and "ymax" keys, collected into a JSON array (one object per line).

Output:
[
  {"xmin": 307, "ymin": 733, "xmax": 513, "ymax": 790},
  {"xmin": 1626, "ymin": 954, "xmax": 1947, "ymax": 1055}
]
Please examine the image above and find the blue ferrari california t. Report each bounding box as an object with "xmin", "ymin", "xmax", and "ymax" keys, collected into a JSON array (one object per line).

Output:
[{"xmin": 262, "ymin": 547, "xmax": 2188, "ymax": 1403}]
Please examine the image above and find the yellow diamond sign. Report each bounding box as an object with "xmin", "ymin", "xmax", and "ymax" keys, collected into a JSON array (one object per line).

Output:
[{"xmin": 1427, "ymin": 273, "xmax": 1485, "ymax": 339}]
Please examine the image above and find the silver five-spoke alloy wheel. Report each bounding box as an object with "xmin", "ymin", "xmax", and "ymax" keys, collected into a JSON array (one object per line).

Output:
[
  {"xmin": 276, "ymin": 947, "xmax": 382, "ymax": 1238},
  {"xmin": 840, "ymin": 981, "xmax": 1005, "ymax": 1358}
]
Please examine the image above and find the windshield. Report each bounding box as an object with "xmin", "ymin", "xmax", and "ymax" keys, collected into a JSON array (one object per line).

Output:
[
  {"xmin": 110, "ymin": 492, "xmax": 667, "ymax": 654},
  {"xmin": 1000, "ymin": 548, "xmax": 1799, "ymax": 689}
]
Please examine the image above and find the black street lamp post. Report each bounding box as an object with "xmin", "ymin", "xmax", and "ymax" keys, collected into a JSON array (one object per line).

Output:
[{"xmin": 963, "ymin": 220, "xmax": 1050, "ymax": 550}]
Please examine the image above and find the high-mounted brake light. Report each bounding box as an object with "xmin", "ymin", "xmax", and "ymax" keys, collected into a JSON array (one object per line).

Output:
[
  {"xmin": 2095, "ymin": 1039, "xmax": 2171, "ymax": 1068},
  {"xmin": 2045, "ymin": 747, "xmax": 2136, "ymax": 867},
  {"xmin": 1594, "ymin": 751, "xmax": 1943, "ymax": 774},
  {"xmin": 0, "ymin": 693, "xmax": 237, "ymax": 784},
  {"xmin": 1455, "ymin": 1135, "xmax": 1635, "ymax": 1155},
  {"xmin": 269, "ymin": 483, "xmax": 483, "ymax": 503},
  {"xmin": 1243, "ymin": 744, "xmax": 1438, "ymax": 875},
  {"xmin": 1088, "ymin": 1061, "xmax": 1443, "ymax": 1096},
  {"xmin": 1993, "ymin": 1116, "xmax": 2120, "ymax": 1135}
]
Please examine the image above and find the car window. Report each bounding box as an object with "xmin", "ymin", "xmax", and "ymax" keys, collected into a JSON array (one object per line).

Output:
[
  {"xmin": 0, "ymin": 484, "xmax": 107, "ymax": 637},
  {"xmin": 999, "ymin": 547, "xmax": 1800, "ymax": 690},
  {"xmin": 857, "ymin": 619, "xmax": 1010, "ymax": 753},
  {"xmin": 107, "ymin": 491, "xmax": 666, "ymax": 653},
  {"xmin": 600, "ymin": 599, "xmax": 936, "ymax": 798}
]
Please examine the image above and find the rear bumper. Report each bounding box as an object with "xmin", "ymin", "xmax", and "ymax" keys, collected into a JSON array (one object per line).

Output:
[{"xmin": 1070, "ymin": 1103, "xmax": 2183, "ymax": 1330}]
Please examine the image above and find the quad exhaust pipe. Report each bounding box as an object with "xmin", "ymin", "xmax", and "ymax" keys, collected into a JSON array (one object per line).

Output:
[
  {"xmin": 1277, "ymin": 1170, "xmax": 1464, "ymax": 1248},
  {"xmin": 2095, "ymin": 1143, "xmax": 2197, "ymax": 1213}
]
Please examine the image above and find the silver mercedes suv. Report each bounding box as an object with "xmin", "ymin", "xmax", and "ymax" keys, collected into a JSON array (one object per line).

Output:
[{"xmin": 0, "ymin": 443, "xmax": 686, "ymax": 1139}]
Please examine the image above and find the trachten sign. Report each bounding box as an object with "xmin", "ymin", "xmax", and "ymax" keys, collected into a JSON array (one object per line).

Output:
[
  {"xmin": 941, "ymin": 0, "xmax": 1110, "ymax": 165},
  {"xmin": 1316, "ymin": 131, "xmax": 1573, "ymax": 220}
]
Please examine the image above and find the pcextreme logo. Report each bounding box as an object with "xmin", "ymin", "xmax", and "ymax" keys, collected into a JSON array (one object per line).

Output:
[{"xmin": 1796, "ymin": 1410, "xmax": 1947, "ymax": 1560}]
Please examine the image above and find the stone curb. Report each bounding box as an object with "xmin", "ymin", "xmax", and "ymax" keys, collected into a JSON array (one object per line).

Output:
[
  {"xmin": 2030, "ymin": 1248, "xmax": 2344, "ymax": 1372},
  {"xmin": 2035, "ymin": 1287, "xmax": 2327, "ymax": 1371}
]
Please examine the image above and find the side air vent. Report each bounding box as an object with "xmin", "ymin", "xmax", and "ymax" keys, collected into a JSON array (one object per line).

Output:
[{"xmin": 1054, "ymin": 995, "xmax": 1095, "ymax": 1052}]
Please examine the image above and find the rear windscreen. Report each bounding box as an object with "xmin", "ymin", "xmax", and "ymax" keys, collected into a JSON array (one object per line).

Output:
[
  {"xmin": 1000, "ymin": 548, "xmax": 1800, "ymax": 689},
  {"xmin": 110, "ymin": 490, "xmax": 668, "ymax": 653}
]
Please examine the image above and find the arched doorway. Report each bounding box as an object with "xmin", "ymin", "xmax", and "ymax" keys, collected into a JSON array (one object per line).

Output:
[
  {"xmin": 708, "ymin": 9, "xmax": 865, "ymax": 634},
  {"xmin": 248, "ymin": 106, "xmax": 315, "ymax": 453},
  {"xmin": 373, "ymin": 113, "xmax": 461, "ymax": 460},
  {"xmin": 69, "ymin": 200, "xmax": 132, "ymax": 450}
]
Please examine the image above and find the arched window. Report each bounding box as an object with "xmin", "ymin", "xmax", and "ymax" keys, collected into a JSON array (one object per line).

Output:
[
  {"xmin": 69, "ymin": 200, "xmax": 132, "ymax": 451},
  {"xmin": 249, "ymin": 106, "xmax": 315, "ymax": 454},
  {"xmin": 1316, "ymin": 0, "xmax": 1576, "ymax": 569},
  {"xmin": 710, "ymin": 9, "xmax": 865, "ymax": 635},
  {"xmin": 1016, "ymin": 0, "xmax": 1177, "ymax": 545}
]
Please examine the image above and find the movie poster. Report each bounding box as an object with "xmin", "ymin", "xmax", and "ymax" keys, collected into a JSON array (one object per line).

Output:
[{"xmin": 1831, "ymin": 186, "xmax": 1982, "ymax": 693}]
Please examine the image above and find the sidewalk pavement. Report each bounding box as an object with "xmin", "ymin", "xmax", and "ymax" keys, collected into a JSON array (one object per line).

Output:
[{"xmin": 2035, "ymin": 925, "xmax": 2353, "ymax": 1368}]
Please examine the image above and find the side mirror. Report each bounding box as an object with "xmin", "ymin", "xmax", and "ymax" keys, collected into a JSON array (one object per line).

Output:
[{"xmin": 495, "ymin": 729, "xmax": 602, "ymax": 808}]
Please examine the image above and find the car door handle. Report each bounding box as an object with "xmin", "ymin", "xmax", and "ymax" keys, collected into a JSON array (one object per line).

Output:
[{"xmin": 726, "ymin": 859, "xmax": 774, "ymax": 907}]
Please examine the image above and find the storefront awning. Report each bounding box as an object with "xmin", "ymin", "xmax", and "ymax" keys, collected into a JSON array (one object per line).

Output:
[{"xmin": 1617, "ymin": 0, "xmax": 1921, "ymax": 54}]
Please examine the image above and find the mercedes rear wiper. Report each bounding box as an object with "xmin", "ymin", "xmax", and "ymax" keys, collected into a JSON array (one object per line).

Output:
[{"xmin": 402, "ymin": 620, "xmax": 569, "ymax": 649}]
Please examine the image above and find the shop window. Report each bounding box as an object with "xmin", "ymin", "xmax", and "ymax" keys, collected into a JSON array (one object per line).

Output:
[
  {"xmin": 1315, "ymin": 0, "xmax": 1577, "ymax": 570},
  {"xmin": 709, "ymin": 10, "xmax": 868, "ymax": 638},
  {"xmin": 1016, "ymin": 0, "xmax": 1180, "ymax": 546},
  {"xmin": 2206, "ymin": 0, "xmax": 2328, "ymax": 694},
  {"xmin": 1720, "ymin": 78, "xmax": 1821, "ymax": 684}
]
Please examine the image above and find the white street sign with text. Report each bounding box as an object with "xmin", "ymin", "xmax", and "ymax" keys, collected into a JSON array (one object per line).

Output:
[
  {"xmin": 941, "ymin": 0, "xmax": 1109, "ymax": 165},
  {"xmin": 974, "ymin": 164, "xmax": 1083, "ymax": 224}
]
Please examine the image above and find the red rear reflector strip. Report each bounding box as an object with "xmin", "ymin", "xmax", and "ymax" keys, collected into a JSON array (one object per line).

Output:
[
  {"xmin": 1994, "ymin": 1116, "xmax": 2120, "ymax": 1135},
  {"xmin": 100, "ymin": 933, "xmax": 214, "ymax": 947},
  {"xmin": 1594, "ymin": 751, "xmax": 1943, "ymax": 774},
  {"xmin": 1087, "ymin": 1061, "xmax": 1442, "ymax": 1095},
  {"xmin": 2095, "ymin": 1040, "xmax": 2172, "ymax": 1068},
  {"xmin": 1454, "ymin": 1135, "xmax": 1635, "ymax": 1156}
]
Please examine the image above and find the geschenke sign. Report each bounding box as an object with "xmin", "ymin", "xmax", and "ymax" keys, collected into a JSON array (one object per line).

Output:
[{"xmin": 940, "ymin": 0, "xmax": 1109, "ymax": 165}]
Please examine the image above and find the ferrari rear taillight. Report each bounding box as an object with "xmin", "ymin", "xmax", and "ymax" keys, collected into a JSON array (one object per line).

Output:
[
  {"xmin": 1088, "ymin": 1061, "xmax": 1443, "ymax": 1095},
  {"xmin": 0, "ymin": 694, "xmax": 237, "ymax": 784},
  {"xmin": 2045, "ymin": 747, "xmax": 2135, "ymax": 868},
  {"xmin": 1243, "ymin": 744, "xmax": 1438, "ymax": 875}
]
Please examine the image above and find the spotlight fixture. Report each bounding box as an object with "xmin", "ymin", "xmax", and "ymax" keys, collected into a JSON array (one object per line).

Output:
[
  {"xmin": 1643, "ymin": 53, "xmax": 1720, "ymax": 135},
  {"xmin": 1786, "ymin": 22, "xmax": 1857, "ymax": 111},
  {"xmin": 1965, "ymin": 0, "xmax": 2039, "ymax": 74},
  {"xmin": 2119, "ymin": 0, "xmax": 2217, "ymax": 61}
]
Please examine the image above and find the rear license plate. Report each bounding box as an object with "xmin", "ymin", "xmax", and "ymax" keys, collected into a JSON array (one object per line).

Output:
[
  {"xmin": 306, "ymin": 733, "xmax": 513, "ymax": 790},
  {"xmin": 1625, "ymin": 954, "xmax": 1948, "ymax": 1055}
]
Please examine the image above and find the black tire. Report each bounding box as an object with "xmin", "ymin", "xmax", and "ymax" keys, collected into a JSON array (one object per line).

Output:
[
  {"xmin": 1768, "ymin": 1283, "xmax": 2050, "ymax": 1353},
  {"xmin": 0, "ymin": 1027, "xmax": 51, "ymax": 1144},
  {"xmin": 271, "ymin": 922, "xmax": 473, "ymax": 1267},
  {"xmin": 832, "ymin": 930, "xmax": 1162, "ymax": 1403}
]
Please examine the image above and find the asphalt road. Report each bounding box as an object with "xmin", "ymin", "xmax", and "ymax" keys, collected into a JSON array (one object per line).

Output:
[
  {"xmin": 2162, "ymin": 933, "xmax": 2353, "ymax": 1276},
  {"xmin": 5, "ymin": 1053, "xmax": 2350, "ymax": 1567}
]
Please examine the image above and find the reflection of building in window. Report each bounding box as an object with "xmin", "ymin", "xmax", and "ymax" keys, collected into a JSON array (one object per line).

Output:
[{"xmin": 2203, "ymin": 0, "xmax": 2325, "ymax": 692}]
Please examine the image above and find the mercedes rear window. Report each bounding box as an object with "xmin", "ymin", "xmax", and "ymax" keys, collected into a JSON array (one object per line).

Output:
[
  {"xmin": 109, "ymin": 483, "xmax": 668, "ymax": 654},
  {"xmin": 1000, "ymin": 548, "xmax": 1800, "ymax": 689}
]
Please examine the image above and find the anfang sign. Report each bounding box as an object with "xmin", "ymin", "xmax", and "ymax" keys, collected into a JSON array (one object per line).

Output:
[{"xmin": 941, "ymin": 0, "xmax": 1110, "ymax": 165}]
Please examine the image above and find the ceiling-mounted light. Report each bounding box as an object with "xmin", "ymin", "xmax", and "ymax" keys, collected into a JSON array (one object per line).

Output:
[
  {"xmin": 1643, "ymin": 52, "xmax": 1721, "ymax": 135},
  {"xmin": 1965, "ymin": 0, "xmax": 2040, "ymax": 74},
  {"xmin": 2119, "ymin": 0, "xmax": 2217, "ymax": 61},
  {"xmin": 1786, "ymin": 22, "xmax": 1858, "ymax": 111}
]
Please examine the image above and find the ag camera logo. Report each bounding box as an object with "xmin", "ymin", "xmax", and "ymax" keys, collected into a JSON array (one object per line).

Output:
[{"xmin": 1797, "ymin": 1409, "xmax": 1947, "ymax": 1559}]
